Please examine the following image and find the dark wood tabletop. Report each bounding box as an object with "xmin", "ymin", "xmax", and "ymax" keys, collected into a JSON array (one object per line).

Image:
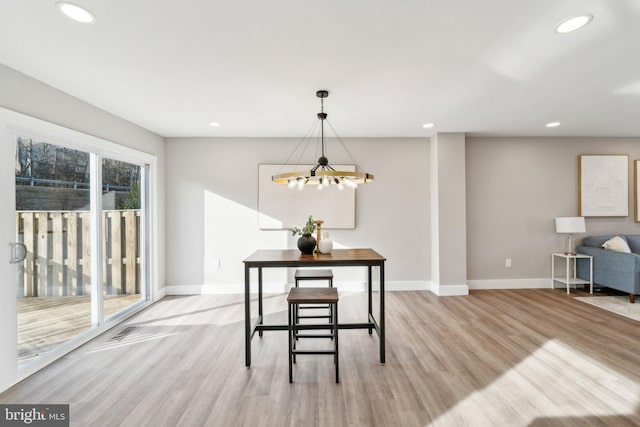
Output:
[{"xmin": 243, "ymin": 248, "xmax": 386, "ymax": 267}]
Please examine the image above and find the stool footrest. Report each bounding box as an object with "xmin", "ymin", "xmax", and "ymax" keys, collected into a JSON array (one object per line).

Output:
[
  {"xmin": 292, "ymin": 350, "xmax": 336, "ymax": 355},
  {"xmin": 294, "ymin": 334, "xmax": 334, "ymax": 339},
  {"xmin": 297, "ymin": 314, "xmax": 331, "ymax": 319},
  {"xmin": 291, "ymin": 324, "xmax": 335, "ymax": 330}
]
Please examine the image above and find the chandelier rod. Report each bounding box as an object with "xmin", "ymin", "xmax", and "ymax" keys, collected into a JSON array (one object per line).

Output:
[
  {"xmin": 320, "ymin": 95, "xmax": 326, "ymax": 159},
  {"xmin": 275, "ymin": 119, "xmax": 320, "ymax": 175},
  {"xmin": 325, "ymin": 119, "xmax": 362, "ymax": 171}
]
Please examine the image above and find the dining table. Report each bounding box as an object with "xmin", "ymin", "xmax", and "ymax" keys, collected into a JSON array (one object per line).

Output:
[{"xmin": 242, "ymin": 248, "xmax": 386, "ymax": 367}]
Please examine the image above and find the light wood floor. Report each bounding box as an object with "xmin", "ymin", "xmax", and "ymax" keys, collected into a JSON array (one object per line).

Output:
[
  {"xmin": 18, "ymin": 294, "xmax": 142, "ymax": 364},
  {"xmin": 3, "ymin": 288, "xmax": 640, "ymax": 426}
]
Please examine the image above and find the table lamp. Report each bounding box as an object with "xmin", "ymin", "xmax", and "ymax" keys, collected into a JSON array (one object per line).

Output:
[{"xmin": 555, "ymin": 216, "xmax": 586, "ymax": 255}]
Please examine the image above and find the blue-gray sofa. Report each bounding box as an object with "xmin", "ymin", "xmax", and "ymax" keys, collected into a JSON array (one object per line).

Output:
[{"xmin": 577, "ymin": 235, "xmax": 640, "ymax": 303}]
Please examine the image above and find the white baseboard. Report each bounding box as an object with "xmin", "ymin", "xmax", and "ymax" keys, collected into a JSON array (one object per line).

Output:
[
  {"xmin": 467, "ymin": 278, "xmax": 550, "ymax": 290},
  {"xmin": 163, "ymin": 279, "xmax": 552, "ymax": 295},
  {"xmin": 155, "ymin": 286, "xmax": 167, "ymax": 301},
  {"xmin": 164, "ymin": 280, "xmax": 431, "ymax": 295},
  {"xmin": 431, "ymin": 282, "xmax": 470, "ymax": 296}
]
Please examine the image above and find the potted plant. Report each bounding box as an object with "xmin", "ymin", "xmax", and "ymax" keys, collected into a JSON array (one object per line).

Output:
[{"xmin": 290, "ymin": 215, "xmax": 317, "ymax": 254}]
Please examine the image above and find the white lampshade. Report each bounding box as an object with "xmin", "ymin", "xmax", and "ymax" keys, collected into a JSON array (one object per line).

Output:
[{"xmin": 555, "ymin": 217, "xmax": 586, "ymax": 234}]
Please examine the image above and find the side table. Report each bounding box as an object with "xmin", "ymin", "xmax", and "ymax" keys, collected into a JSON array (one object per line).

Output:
[{"xmin": 551, "ymin": 253, "xmax": 593, "ymax": 294}]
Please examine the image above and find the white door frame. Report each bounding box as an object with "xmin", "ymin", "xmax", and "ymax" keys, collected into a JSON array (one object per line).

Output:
[{"xmin": 0, "ymin": 107, "xmax": 159, "ymax": 392}]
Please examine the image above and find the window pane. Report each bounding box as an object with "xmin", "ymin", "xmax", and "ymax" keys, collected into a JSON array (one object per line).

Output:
[
  {"xmin": 15, "ymin": 137, "xmax": 92, "ymax": 366},
  {"xmin": 102, "ymin": 158, "xmax": 144, "ymax": 319}
]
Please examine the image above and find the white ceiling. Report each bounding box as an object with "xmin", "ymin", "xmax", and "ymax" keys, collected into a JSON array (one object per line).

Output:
[{"xmin": 1, "ymin": 0, "xmax": 639, "ymax": 138}]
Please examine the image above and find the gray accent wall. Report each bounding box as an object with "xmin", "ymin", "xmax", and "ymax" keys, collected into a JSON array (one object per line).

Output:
[{"xmin": 467, "ymin": 137, "xmax": 640, "ymax": 282}]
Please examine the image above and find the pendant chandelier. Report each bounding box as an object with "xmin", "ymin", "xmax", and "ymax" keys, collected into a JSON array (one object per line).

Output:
[{"xmin": 271, "ymin": 90, "xmax": 374, "ymax": 190}]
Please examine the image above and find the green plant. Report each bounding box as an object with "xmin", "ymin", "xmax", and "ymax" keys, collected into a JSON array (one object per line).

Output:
[
  {"xmin": 290, "ymin": 215, "xmax": 316, "ymax": 236},
  {"xmin": 119, "ymin": 181, "xmax": 141, "ymax": 210}
]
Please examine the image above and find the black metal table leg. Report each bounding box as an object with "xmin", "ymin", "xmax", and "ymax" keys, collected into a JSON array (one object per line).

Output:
[
  {"xmin": 368, "ymin": 266, "xmax": 373, "ymax": 335},
  {"xmin": 380, "ymin": 262, "xmax": 385, "ymax": 364},
  {"xmin": 244, "ymin": 263, "xmax": 251, "ymax": 367},
  {"xmin": 258, "ymin": 268, "xmax": 263, "ymax": 337}
]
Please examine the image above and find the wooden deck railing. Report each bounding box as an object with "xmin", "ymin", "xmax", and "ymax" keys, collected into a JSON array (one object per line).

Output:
[{"xmin": 15, "ymin": 210, "xmax": 141, "ymax": 297}]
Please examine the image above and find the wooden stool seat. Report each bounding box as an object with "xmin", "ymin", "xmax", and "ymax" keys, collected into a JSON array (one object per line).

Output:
[
  {"xmin": 294, "ymin": 269, "xmax": 334, "ymax": 319},
  {"xmin": 288, "ymin": 287, "xmax": 339, "ymax": 383},
  {"xmin": 288, "ymin": 286, "xmax": 338, "ymax": 304},
  {"xmin": 294, "ymin": 269, "xmax": 334, "ymax": 282}
]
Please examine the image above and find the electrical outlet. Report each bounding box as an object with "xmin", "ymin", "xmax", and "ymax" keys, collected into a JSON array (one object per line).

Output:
[{"xmin": 505, "ymin": 258, "xmax": 512, "ymax": 268}]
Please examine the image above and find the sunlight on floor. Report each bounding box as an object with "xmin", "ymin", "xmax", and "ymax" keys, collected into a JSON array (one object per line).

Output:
[
  {"xmin": 86, "ymin": 329, "xmax": 180, "ymax": 354},
  {"xmin": 429, "ymin": 339, "xmax": 640, "ymax": 425}
]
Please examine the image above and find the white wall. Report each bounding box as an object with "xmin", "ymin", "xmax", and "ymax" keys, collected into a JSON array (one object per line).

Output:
[
  {"xmin": 466, "ymin": 137, "xmax": 640, "ymax": 288},
  {"xmin": 165, "ymin": 137, "xmax": 430, "ymax": 293},
  {"xmin": 431, "ymin": 133, "xmax": 468, "ymax": 296},
  {"xmin": 11, "ymin": 54, "xmax": 637, "ymax": 294},
  {"xmin": 0, "ymin": 63, "xmax": 166, "ymax": 291}
]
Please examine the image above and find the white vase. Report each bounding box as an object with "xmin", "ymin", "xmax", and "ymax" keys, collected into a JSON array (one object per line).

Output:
[{"xmin": 318, "ymin": 232, "xmax": 333, "ymax": 254}]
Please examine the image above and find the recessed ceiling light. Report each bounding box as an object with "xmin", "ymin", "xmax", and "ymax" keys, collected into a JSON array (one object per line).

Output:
[
  {"xmin": 422, "ymin": 123, "xmax": 434, "ymax": 129},
  {"xmin": 209, "ymin": 122, "xmax": 221, "ymax": 127},
  {"xmin": 546, "ymin": 122, "xmax": 561, "ymax": 128},
  {"xmin": 555, "ymin": 14, "xmax": 592, "ymax": 34},
  {"xmin": 56, "ymin": 2, "xmax": 95, "ymax": 23}
]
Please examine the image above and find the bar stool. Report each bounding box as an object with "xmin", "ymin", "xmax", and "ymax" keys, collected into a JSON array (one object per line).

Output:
[
  {"xmin": 294, "ymin": 269, "xmax": 334, "ymax": 323},
  {"xmin": 287, "ymin": 287, "xmax": 339, "ymax": 383}
]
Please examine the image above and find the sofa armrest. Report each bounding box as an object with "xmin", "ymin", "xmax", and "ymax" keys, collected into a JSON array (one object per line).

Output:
[{"xmin": 576, "ymin": 246, "xmax": 640, "ymax": 294}]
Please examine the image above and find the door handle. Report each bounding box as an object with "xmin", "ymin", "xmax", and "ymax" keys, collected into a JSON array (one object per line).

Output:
[{"xmin": 9, "ymin": 242, "xmax": 27, "ymax": 264}]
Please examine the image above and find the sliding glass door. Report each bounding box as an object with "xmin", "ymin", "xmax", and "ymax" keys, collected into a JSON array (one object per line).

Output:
[
  {"xmin": 13, "ymin": 136, "xmax": 149, "ymax": 367},
  {"xmin": 0, "ymin": 107, "xmax": 156, "ymax": 393}
]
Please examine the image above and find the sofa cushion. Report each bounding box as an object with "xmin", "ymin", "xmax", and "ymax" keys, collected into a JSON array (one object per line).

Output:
[
  {"xmin": 602, "ymin": 236, "xmax": 632, "ymax": 253},
  {"xmin": 582, "ymin": 235, "xmax": 621, "ymax": 248},
  {"xmin": 625, "ymin": 235, "xmax": 640, "ymax": 254}
]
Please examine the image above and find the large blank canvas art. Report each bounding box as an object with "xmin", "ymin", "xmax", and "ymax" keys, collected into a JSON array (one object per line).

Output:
[
  {"xmin": 258, "ymin": 164, "xmax": 356, "ymax": 230},
  {"xmin": 579, "ymin": 154, "xmax": 628, "ymax": 217}
]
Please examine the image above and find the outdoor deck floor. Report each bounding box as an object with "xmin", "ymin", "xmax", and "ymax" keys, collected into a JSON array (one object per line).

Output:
[{"xmin": 17, "ymin": 294, "xmax": 141, "ymax": 365}]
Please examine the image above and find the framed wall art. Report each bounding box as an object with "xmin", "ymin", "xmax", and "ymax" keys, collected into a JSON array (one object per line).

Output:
[
  {"xmin": 633, "ymin": 160, "xmax": 640, "ymax": 222},
  {"xmin": 578, "ymin": 154, "xmax": 628, "ymax": 217}
]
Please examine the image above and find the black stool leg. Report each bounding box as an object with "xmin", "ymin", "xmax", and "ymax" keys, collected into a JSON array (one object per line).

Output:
[
  {"xmin": 293, "ymin": 302, "xmax": 297, "ymax": 363},
  {"xmin": 295, "ymin": 279, "xmax": 300, "ymax": 335},
  {"xmin": 288, "ymin": 302, "xmax": 293, "ymax": 383}
]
